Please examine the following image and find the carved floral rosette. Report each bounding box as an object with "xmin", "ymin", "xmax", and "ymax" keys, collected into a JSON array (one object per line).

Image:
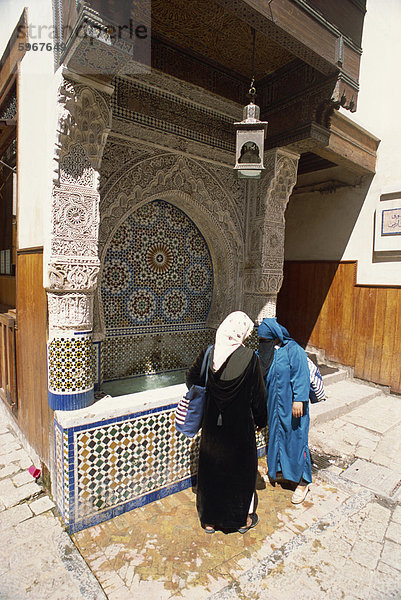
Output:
[
  {"xmin": 95, "ymin": 151, "xmax": 246, "ymax": 337},
  {"xmin": 46, "ymin": 76, "xmax": 112, "ymax": 410}
]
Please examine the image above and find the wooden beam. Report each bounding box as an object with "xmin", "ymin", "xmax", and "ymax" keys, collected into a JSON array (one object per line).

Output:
[
  {"xmin": 0, "ymin": 121, "xmax": 16, "ymax": 158},
  {"xmin": 0, "ymin": 9, "xmax": 28, "ymax": 106},
  {"xmin": 316, "ymin": 111, "xmax": 380, "ymax": 174},
  {"xmin": 214, "ymin": 0, "xmax": 361, "ymax": 105}
]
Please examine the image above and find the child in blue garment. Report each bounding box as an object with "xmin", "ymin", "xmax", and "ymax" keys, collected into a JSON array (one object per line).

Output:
[{"xmin": 257, "ymin": 317, "xmax": 312, "ymax": 504}]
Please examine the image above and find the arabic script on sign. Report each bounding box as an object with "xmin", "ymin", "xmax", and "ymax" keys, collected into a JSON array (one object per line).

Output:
[{"xmin": 382, "ymin": 209, "xmax": 401, "ymax": 236}]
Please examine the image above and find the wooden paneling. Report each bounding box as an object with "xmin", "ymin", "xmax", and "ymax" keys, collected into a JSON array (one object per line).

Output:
[
  {"xmin": 15, "ymin": 249, "xmax": 49, "ymax": 464},
  {"xmin": 0, "ymin": 275, "xmax": 16, "ymax": 308},
  {"xmin": 0, "ymin": 311, "xmax": 16, "ymax": 407},
  {"xmin": 277, "ymin": 261, "xmax": 401, "ymax": 394}
]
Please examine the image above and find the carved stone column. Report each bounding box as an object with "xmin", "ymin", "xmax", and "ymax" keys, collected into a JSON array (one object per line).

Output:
[
  {"xmin": 46, "ymin": 73, "xmax": 112, "ymax": 410},
  {"xmin": 243, "ymin": 148, "xmax": 299, "ymax": 323}
]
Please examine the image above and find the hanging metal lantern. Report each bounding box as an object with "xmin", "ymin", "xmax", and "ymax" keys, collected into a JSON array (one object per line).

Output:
[
  {"xmin": 234, "ymin": 100, "xmax": 268, "ymax": 179},
  {"xmin": 234, "ymin": 27, "xmax": 268, "ymax": 180}
]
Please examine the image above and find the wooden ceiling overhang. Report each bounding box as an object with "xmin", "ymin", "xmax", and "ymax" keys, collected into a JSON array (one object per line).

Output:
[
  {"xmin": 150, "ymin": 0, "xmax": 363, "ymax": 146},
  {"xmin": 0, "ymin": 9, "xmax": 27, "ymax": 160},
  {"xmin": 0, "ymin": 10, "xmax": 27, "ymax": 106},
  {"xmin": 60, "ymin": 0, "xmax": 373, "ymax": 173},
  {"xmin": 318, "ymin": 111, "xmax": 379, "ymax": 175}
]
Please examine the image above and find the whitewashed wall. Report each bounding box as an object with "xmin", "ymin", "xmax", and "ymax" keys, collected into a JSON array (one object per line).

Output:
[
  {"xmin": 0, "ymin": 0, "xmax": 58, "ymax": 250},
  {"xmin": 285, "ymin": 0, "xmax": 401, "ymax": 286}
]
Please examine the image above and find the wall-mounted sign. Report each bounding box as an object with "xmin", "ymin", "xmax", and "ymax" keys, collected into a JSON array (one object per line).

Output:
[
  {"xmin": 374, "ymin": 194, "xmax": 401, "ymax": 255},
  {"xmin": 382, "ymin": 208, "xmax": 401, "ymax": 236}
]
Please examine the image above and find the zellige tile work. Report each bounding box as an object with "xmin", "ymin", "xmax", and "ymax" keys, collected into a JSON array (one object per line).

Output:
[
  {"xmin": 54, "ymin": 397, "xmax": 267, "ymax": 533},
  {"xmin": 100, "ymin": 199, "xmax": 214, "ymax": 381},
  {"xmin": 74, "ymin": 408, "xmax": 198, "ymax": 522},
  {"xmin": 48, "ymin": 331, "xmax": 95, "ymax": 410}
]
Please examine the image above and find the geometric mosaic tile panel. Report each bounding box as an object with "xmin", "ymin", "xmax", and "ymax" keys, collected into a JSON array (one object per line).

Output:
[
  {"xmin": 101, "ymin": 200, "xmax": 213, "ymax": 330},
  {"xmin": 54, "ymin": 401, "xmax": 267, "ymax": 533},
  {"xmin": 54, "ymin": 421, "xmax": 64, "ymax": 518},
  {"xmin": 100, "ymin": 200, "xmax": 214, "ymax": 381},
  {"xmin": 74, "ymin": 409, "xmax": 198, "ymax": 520},
  {"xmin": 54, "ymin": 419, "xmax": 70, "ymax": 523},
  {"xmin": 102, "ymin": 327, "xmax": 215, "ymax": 380},
  {"xmin": 48, "ymin": 334, "xmax": 93, "ymax": 393}
]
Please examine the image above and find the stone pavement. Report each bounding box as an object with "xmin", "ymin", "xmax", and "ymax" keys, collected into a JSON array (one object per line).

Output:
[
  {"xmin": 1, "ymin": 375, "xmax": 401, "ymax": 599},
  {"xmin": 309, "ymin": 379, "xmax": 401, "ymax": 502},
  {"xmin": 72, "ymin": 461, "xmax": 350, "ymax": 600},
  {"xmin": 0, "ymin": 403, "xmax": 106, "ymax": 600}
]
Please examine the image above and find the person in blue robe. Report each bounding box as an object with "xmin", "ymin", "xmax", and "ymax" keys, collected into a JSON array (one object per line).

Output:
[{"xmin": 257, "ymin": 317, "xmax": 312, "ymax": 503}]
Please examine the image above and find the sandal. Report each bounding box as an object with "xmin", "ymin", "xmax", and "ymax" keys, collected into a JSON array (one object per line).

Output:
[
  {"xmin": 238, "ymin": 513, "xmax": 259, "ymax": 534},
  {"xmin": 203, "ymin": 525, "xmax": 215, "ymax": 534}
]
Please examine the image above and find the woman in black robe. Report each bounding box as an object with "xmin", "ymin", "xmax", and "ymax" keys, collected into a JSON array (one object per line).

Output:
[{"xmin": 186, "ymin": 311, "xmax": 267, "ymax": 533}]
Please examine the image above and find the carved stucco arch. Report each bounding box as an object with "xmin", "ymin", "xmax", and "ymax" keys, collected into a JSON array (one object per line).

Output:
[
  {"xmin": 99, "ymin": 152, "xmax": 244, "ymax": 248},
  {"xmin": 57, "ymin": 81, "xmax": 112, "ymax": 172},
  {"xmin": 94, "ymin": 153, "xmax": 245, "ymax": 339}
]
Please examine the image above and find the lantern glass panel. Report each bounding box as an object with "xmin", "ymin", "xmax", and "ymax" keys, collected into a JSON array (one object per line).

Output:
[{"xmin": 238, "ymin": 141, "xmax": 261, "ymax": 164}]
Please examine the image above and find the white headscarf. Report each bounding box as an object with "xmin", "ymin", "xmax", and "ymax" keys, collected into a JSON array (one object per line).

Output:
[{"xmin": 213, "ymin": 311, "xmax": 254, "ymax": 371}]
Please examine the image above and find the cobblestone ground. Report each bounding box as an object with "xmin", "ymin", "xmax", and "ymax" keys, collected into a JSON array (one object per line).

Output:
[
  {"xmin": 73, "ymin": 460, "xmax": 352, "ymax": 600},
  {"xmin": 2, "ymin": 380, "xmax": 401, "ymax": 600},
  {"xmin": 310, "ymin": 392, "xmax": 401, "ymax": 479},
  {"xmin": 206, "ymin": 482, "xmax": 401, "ymax": 600},
  {"xmin": 0, "ymin": 408, "xmax": 106, "ymax": 600}
]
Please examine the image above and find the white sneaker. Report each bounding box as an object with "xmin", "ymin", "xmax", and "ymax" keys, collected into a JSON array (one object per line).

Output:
[{"xmin": 291, "ymin": 483, "xmax": 310, "ymax": 504}]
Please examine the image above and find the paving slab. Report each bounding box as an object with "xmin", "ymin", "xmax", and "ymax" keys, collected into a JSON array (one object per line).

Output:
[
  {"xmin": 341, "ymin": 459, "xmax": 401, "ymax": 498},
  {"xmin": 392, "ymin": 485, "xmax": 401, "ymax": 503},
  {"xmin": 12, "ymin": 470, "xmax": 35, "ymax": 487},
  {"xmin": 342, "ymin": 394, "xmax": 401, "ymax": 434},
  {"xmin": 29, "ymin": 496, "xmax": 56, "ymax": 515},
  {"xmin": 310, "ymin": 380, "xmax": 382, "ymax": 425},
  {"xmin": 374, "ymin": 422, "xmax": 401, "ymax": 464},
  {"xmin": 392, "ymin": 506, "xmax": 401, "ymax": 524},
  {"xmin": 0, "ymin": 512, "xmax": 107, "ymax": 600},
  {"xmin": 386, "ymin": 521, "xmax": 401, "ymax": 543},
  {"xmin": 0, "ymin": 503, "xmax": 33, "ymax": 530},
  {"xmin": 0, "ymin": 480, "xmax": 41, "ymax": 509},
  {"xmin": 0, "ymin": 464, "xmax": 19, "ymax": 478},
  {"xmin": 381, "ymin": 539, "xmax": 401, "ymax": 572},
  {"xmin": 0, "ymin": 402, "xmax": 106, "ymax": 600}
]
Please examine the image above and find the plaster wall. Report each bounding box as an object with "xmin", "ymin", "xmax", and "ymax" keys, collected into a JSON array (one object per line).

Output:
[
  {"xmin": 285, "ymin": 174, "xmax": 371, "ymax": 262},
  {"xmin": 284, "ymin": 0, "xmax": 401, "ymax": 286},
  {"xmin": 1, "ymin": 0, "xmax": 58, "ymax": 250}
]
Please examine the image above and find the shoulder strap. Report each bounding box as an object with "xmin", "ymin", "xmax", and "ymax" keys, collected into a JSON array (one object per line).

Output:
[{"xmin": 200, "ymin": 344, "xmax": 213, "ymax": 386}]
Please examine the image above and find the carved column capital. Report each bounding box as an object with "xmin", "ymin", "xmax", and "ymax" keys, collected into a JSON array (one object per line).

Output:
[
  {"xmin": 46, "ymin": 75, "xmax": 112, "ymax": 411},
  {"xmin": 45, "ymin": 75, "xmax": 112, "ymax": 296},
  {"xmin": 243, "ymin": 148, "xmax": 300, "ymax": 322},
  {"xmin": 47, "ymin": 292, "xmax": 94, "ymax": 335}
]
